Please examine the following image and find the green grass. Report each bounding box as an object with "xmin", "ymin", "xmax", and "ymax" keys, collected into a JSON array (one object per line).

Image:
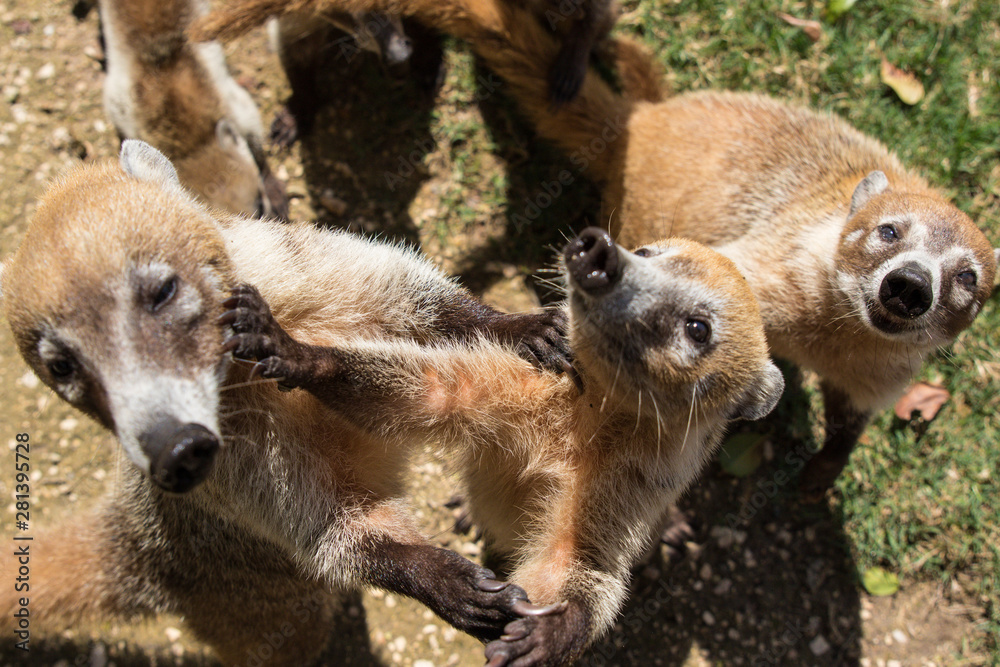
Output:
[{"xmin": 435, "ymin": 0, "xmax": 999, "ymax": 655}]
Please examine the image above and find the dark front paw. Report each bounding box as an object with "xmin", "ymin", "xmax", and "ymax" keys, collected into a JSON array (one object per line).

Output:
[
  {"xmin": 484, "ymin": 601, "xmax": 587, "ymax": 667},
  {"xmin": 219, "ymin": 284, "xmax": 305, "ymax": 387},
  {"xmin": 425, "ymin": 550, "xmax": 565, "ymax": 643},
  {"xmin": 269, "ymin": 106, "xmax": 302, "ymax": 149},
  {"xmin": 501, "ymin": 310, "xmax": 581, "ymax": 390}
]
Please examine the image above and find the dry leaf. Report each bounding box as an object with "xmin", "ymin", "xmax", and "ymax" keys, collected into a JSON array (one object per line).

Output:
[
  {"xmin": 777, "ymin": 12, "xmax": 823, "ymax": 42},
  {"xmin": 894, "ymin": 382, "xmax": 950, "ymax": 421},
  {"xmin": 880, "ymin": 58, "xmax": 925, "ymax": 105}
]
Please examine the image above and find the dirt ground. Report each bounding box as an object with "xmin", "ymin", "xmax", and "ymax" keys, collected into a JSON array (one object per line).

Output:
[{"xmin": 0, "ymin": 2, "xmax": 991, "ymax": 666}]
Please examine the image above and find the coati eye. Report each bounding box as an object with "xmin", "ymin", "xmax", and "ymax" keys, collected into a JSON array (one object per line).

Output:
[
  {"xmin": 151, "ymin": 276, "xmax": 178, "ymax": 311},
  {"xmin": 47, "ymin": 357, "xmax": 75, "ymax": 379},
  {"xmin": 878, "ymin": 224, "xmax": 899, "ymax": 242},
  {"xmin": 956, "ymin": 271, "xmax": 977, "ymax": 288},
  {"xmin": 634, "ymin": 248, "xmax": 652, "ymax": 257},
  {"xmin": 685, "ymin": 318, "xmax": 711, "ymax": 344}
]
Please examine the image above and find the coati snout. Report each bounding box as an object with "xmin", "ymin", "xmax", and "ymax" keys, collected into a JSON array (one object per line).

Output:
[
  {"xmin": 879, "ymin": 263, "xmax": 933, "ymax": 320},
  {"xmin": 564, "ymin": 227, "xmax": 620, "ymax": 292},
  {"xmin": 140, "ymin": 418, "xmax": 220, "ymax": 494}
]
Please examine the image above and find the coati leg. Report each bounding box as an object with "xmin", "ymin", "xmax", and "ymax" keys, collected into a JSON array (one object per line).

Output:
[
  {"xmin": 353, "ymin": 534, "xmax": 556, "ymax": 641},
  {"xmin": 547, "ymin": 4, "xmax": 608, "ymax": 105},
  {"xmin": 269, "ymin": 12, "xmax": 336, "ymax": 147},
  {"xmin": 224, "ymin": 283, "xmax": 575, "ymax": 379},
  {"xmin": 798, "ymin": 382, "xmax": 872, "ymax": 501}
]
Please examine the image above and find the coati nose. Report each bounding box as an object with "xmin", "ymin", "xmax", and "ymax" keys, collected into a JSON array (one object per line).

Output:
[
  {"xmin": 564, "ymin": 227, "xmax": 621, "ymax": 293},
  {"xmin": 879, "ymin": 264, "xmax": 934, "ymax": 319},
  {"xmin": 141, "ymin": 419, "xmax": 220, "ymax": 494}
]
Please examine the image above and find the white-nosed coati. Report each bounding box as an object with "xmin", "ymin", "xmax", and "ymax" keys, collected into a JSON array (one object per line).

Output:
[
  {"xmin": 101, "ymin": 0, "xmax": 289, "ymax": 219},
  {"xmin": 0, "ymin": 141, "xmax": 578, "ymax": 665},
  {"xmin": 222, "ymin": 225, "xmax": 784, "ymax": 666},
  {"xmin": 193, "ymin": 0, "xmax": 998, "ymax": 498}
]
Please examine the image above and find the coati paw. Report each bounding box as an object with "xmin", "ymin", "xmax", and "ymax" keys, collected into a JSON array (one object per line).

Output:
[
  {"xmin": 483, "ymin": 602, "xmax": 584, "ymax": 667},
  {"xmin": 660, "ymin": 508, "xmax": 698, "ymax": 561},
  {"xmin": 269, "ymin": 106, "xmax": 301, "ymax": 149},
  {"xmin": 220, "ymin": 284, "xmax": 308, "ymax": 388},
  {"xmin": 503, "ymin": 310, "xmax": 582, "ymax": 391},
  {"xmin": 426, "ymin": 550, "xmax": 561, "ymax": 643}
]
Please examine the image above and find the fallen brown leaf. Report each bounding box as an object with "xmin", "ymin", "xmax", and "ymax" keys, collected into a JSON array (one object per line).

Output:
[
  {"xmin": 894, "ymin": 381, "xmax": 950, "ymax": 421},
  {"xmin": 777, "ymin": 12, "xmax": 823, "ymax": 42},
  {"xmin": 880, "ymin": 57, "xmax": 925, "ymax": 105}
]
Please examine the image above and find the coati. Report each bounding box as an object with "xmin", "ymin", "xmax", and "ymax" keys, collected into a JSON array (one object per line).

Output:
[
  {"xmin": 101, "ymin": 0, "xmax": 289, "ymax": 218},
  {"xmin": 223, "ymin": 226, "xmax": 785, "ymax": 666},
  {"xmin": 195, "ymin": 0, "xmax": 999, "ymax": 498},
  {"xmin": 0, "ymin": 141, "xmax": 575, "ymax": 664}
]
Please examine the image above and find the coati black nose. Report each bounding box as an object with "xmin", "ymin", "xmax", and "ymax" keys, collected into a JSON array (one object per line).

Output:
[
  {"xmin": 879, "ymin": 264, "xmax": 934, "ymax": 319},
  {"xmin": 564, "ymin": 227, "xmax": 620, "ymax": 293},
  {"xmin": 141, "ymin": 419, "xmax": 220, "ymax": 494}
]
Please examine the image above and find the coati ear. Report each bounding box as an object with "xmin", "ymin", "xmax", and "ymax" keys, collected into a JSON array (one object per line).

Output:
[
  {"xmin": 733, "ymin": 360, "xmax": 785, "ymax": 422},
  {"xmin": 120, "ymin": 140, "xmax": 181, "ymax": 189},
  {"xmin": 849, "ymin": 170, "xmax": 889, "ymax": 217}
]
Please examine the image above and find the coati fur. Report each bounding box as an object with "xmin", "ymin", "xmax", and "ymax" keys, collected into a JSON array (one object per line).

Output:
[
  {"xmin": 0, "ymin": 141, "xmax": 576, "ymax": 665},
  {"xmin": 222, "ymin": 225, "xmax": 785, "ymax": 666},
  {"xmin": 194, "ymin": 0, "xmax": 999, "ymax": 497},
  {"xmin": 101, "ymin": 0, "xmax": 289, "ymax": 218}
]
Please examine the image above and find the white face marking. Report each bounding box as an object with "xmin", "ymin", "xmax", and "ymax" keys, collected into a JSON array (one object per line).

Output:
[
  {"xmin": 844, "ymin": 229, "xmax": 864, "ymax": 245},
  {"xmin": 105, "ymin": 365, "xmax": 223, "ymax": 474},
  {"xmin": 841, "ymin": 215, "xmax": 985, "ymax": 344}
]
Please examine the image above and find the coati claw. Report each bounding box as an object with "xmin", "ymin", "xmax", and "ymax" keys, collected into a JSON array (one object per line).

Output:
[
  {"xmin": 477, "ymin": 578, "xmax": 510, "ymax": 593},
  {"xmin": 220, "ymin": 284, "xmax": 315, "ymax": 390},
  {"xmin": 510, "ymin": 599, "xmax": 568, "ymax": 617},
  {"xmin": 500, "ymin": 625, "xmax": 530, "ymax": 642}
]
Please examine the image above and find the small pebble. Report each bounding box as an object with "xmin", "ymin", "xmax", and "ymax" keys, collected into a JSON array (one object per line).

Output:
[{"xmin": 809, "ymin": 635, "xmax": 830, "ymax": 656}]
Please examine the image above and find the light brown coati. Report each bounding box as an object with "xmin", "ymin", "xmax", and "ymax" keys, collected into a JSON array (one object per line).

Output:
[
  {"xmin": 0, "ymin": 140, "xmax": 576, "ymax": 665},
  {"xmin": 223, "ymin": 225, "xmax": 785, "ymax": 666},
  {"xmin": 101, "ymin": 0, "xmax": 289, "ymax": 218},
  {"xmin": 193, "ymin": 0, "xmax": 999, "ymax": 498}
]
